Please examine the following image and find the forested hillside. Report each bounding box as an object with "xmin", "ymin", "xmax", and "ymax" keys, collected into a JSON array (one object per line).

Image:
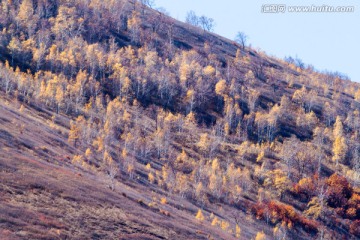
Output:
[{"xmin": 0, "ymin": 0, "xmax": 360, "ymax": 239}]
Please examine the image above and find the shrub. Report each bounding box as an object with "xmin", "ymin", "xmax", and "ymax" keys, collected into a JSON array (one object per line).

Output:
[
  {"xmin": 349, "ymin": 220, "xmax": 360, "ymax": 237},
  {"xmin": 293, "ymin": 177, "xmax": 316, "ymax": 201},
  {"xmin": 160, "ymin": 197, "xmax": 167, "ymax": 204},
  {"xmin": 195, "ymin": 209, "xmax": 205, "ymax": 221},
  {"xmin": 255, "ymin": 231, "xmax": 266, "ymax": 240},
  {"xmin": 252, "ymin": 201, "xmax": 318, "ymax": 233},
  {"xmin": 326, "ymin": 174, "xmax": 352, "ymax": 208}
]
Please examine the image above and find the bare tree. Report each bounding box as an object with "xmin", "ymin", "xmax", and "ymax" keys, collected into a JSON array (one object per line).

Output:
[
  {"xmin": 248, "ymin": 89, "xmax": 260, "ymax": 112},
  {"xmin": 235, "ymin": 32, "xmax": 247, "ymax": 50},
  {"xmin": 103, "ymin": 150, "xmax": 119, "ymax": 191},
  {"xmin": 199, "ymin": 15, "xmax": 214, "ymax": 32},
  {"xmin": 185, "ymin": 10, "xmax": 199, "ymax": 26},
  {"xmin": 139, "ymin": 0, "xmax": 154, "ymax": 8},
  {"xmin": 185, "ymin": 11, "xmax": 215, "ymax": 32},
  {"xmin": 156, "ymin": 7, "xmax": 170, "ymax": 16}
]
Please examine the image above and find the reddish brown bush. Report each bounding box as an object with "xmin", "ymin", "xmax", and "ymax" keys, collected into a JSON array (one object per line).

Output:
[
  {"xmin": 347, "ymin": 193, "xmax": 360, "ymax": 219},
  {"xmin": 251, "ymin": 201, "xmax": 318, "ymax": 233},
  {"xmin": 293, "ymin": 176, "xmax": 316, "ymax": 201},
  {"xmin": 159, "ymin": 209, "xmax": 170, "ymax": 216},
  {"xmin": 326, "ymin": 174, "xmax": 352, "ymax": 208},
  {"xmin": 349, "ymin": 220, "xmax": 360, "ymax": 237}
]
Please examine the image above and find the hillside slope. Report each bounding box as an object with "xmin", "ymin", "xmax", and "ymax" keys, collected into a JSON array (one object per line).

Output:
[
  {"xmin": 0, "ymin": 0, "xmax": 360, "ymax": 239},
  {"xmin": 0, "ymin": 95, "xmax": 240, "ymax": 239}
]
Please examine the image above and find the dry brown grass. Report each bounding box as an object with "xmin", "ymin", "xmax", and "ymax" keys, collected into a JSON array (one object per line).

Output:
[{"xmin": 0, "ymin": 95, "xmax": 244, "ymax": 240}]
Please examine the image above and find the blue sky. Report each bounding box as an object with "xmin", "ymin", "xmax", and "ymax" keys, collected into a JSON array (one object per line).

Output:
[{"xmin": 153, "ymin": 0, "xmax": 360, "ymax": 82}]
